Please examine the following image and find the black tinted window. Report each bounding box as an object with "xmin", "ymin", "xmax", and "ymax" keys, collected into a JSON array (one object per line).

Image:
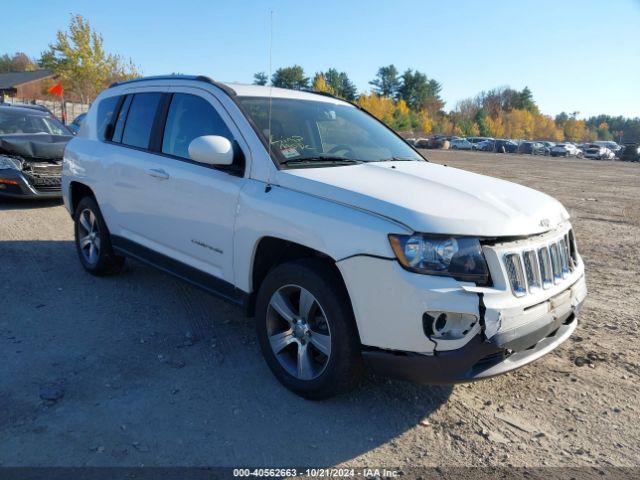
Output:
[
  {"xmin": 96, "ymin": 95, "xmax": 121, "ymax": 140},
  {"xmin": 162, "ymin": 94, "xmax": 233, "ymax": 159},
  {"xmin": 122, "ymin": 93, "xmax": 162, "ymax": 149},
  {"xmin": 111, "ymin": 95, "xmax": 133, "ymax": 143}
]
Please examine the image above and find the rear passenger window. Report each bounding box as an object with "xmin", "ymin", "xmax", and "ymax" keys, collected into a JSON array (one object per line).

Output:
[
  {"xmin": 162, "ymin": 94, "xmax": 233, "ymax": 159},
  {"xmin": 96, "ymin": 95, "xmax": 120, "ymax": 140},
  {"xmin": 121, "ymin": 93, "xmax": 163, "ymax": 149}
]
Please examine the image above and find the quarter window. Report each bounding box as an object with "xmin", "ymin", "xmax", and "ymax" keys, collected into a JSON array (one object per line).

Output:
[
  {"xmin": 162, "ymin": 93, "xmax": 233, "ymax": 159},
  {"xmin": 96, "ymin": 95, "xmax": 121, "ymax": 140},
  {"xmin": 121, "ymin": 93, "xmax": 163, "ymax": 149},
  {"xmin": 111, "ymin": 94, "xmax": 132, "ymax": 143}
]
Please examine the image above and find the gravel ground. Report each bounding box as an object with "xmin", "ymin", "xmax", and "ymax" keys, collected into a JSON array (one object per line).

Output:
[{"xmin": 0, "ymin": 151, "xmax": 638, "ymax": 468}]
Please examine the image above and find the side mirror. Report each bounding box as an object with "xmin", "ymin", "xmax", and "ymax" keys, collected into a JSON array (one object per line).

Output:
[{"xmin": 188, "ymin": 135, "xmax": 234, "ymax": 166}]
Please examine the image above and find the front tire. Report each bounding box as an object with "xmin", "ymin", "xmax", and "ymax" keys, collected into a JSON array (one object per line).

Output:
[
  {"xmin": 255, "ymin": 259, "xmax": 363, "ymax": 399},
  {"xmin": 74, "ymin": 196, "xmax": 124, "ymax": 275}
]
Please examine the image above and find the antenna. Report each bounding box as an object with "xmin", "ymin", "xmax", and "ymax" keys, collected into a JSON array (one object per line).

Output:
[{"xmin": 267, "ymin": 9, "xmax": 274, "ymax": 185}]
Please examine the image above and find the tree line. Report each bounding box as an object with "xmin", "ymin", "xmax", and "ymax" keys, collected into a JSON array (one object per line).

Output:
[
  {"xmin": 255, "ymin": 65, "xmax": 640, "ymax": 143},
  {"xmin": 1, "ymin": 14, "xmax": 637, "ymax": 142}
]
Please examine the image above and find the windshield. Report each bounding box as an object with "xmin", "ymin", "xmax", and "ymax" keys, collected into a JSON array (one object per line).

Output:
[
  {"xmin": 0, "ymin": 110, "xmax": 70, "ymax": 135},
  {"xmin": 237, "ymin": 97, "xmax": 423, "ymax": 165}
]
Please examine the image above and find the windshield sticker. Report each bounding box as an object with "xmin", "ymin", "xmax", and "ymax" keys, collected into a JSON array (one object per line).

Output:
[
  {"xmin": 270, "ymin": 135, "xmax": 310, "ymax": 153},
  {"xmin": 280, "ymin": 147, "xmax": 300, "ymax": 158}
]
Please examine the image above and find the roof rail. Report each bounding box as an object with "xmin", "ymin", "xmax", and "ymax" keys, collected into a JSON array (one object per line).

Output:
[{"xmin": 108, "ymin": 75, "xmax": 236, "ymax": 96}]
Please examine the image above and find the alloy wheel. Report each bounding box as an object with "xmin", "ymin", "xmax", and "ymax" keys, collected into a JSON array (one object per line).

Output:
[
  {"xmin": 266, "ymin": 285, "xmax": 332, "ymax": 380},
  {"xmin": 78, "ymin": 208, "xmax": 101, "ymax": 265}
]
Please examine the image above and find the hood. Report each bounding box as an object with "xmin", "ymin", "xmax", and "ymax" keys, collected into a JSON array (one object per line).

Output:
[
  {"xmin": 276, "ymin": 161, "xmax": 569, "ymax": 237},
  {"xmin": 0, "ymin": 134, "xmax": 71, "ymax": 161}
]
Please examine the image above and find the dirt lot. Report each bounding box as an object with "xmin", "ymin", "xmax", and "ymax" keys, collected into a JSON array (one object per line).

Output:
[{"xmin": 1, "ymin": 151, "xmax": 639, "ymax": 469}]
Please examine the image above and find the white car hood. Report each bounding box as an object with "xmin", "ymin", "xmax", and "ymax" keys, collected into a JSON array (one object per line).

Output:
[{"xmin": 276, "ymin": 161, "xmax": 569, "ymax": 236}]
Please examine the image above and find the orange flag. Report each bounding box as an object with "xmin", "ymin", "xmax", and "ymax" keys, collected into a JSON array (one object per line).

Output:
[{"xmin": 48, "ymin": 82, "xmax": 64, "ymax": 97}]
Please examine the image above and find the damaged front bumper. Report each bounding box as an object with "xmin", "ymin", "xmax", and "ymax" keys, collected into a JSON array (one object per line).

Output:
[
  {"xmin": 0, "ymin": 134, "xmax": 67, "ymax": 199},
  {"xmin": 363, "ymin": 293, "xmax": 582, "ymax": 384},
  {"xmin": 337, "ymin": 248, "xmax": 587, "ymax": 384},
  {"xmin": 0, "ymin": 167, "xmax": 62, "ymax": 199}
]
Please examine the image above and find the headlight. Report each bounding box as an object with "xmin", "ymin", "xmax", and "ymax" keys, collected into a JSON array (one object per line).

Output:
[
  {"xmin": 389, "ymin": 234, "xmax": 490, "ymax": 284},
  {"xmin": 0, "ymin": 155, "xmax": 21, "ymax": 170}
]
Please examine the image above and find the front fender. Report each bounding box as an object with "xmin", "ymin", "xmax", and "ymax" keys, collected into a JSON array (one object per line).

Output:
[{"xmin": 233, "ymin": 179, "xmax": 409, "ymax": 292}]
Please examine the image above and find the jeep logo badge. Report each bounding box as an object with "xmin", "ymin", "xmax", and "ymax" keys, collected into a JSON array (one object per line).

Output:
[{"xmin": 540, "ymin": 218, "xmax": 550, "ymax": 227}]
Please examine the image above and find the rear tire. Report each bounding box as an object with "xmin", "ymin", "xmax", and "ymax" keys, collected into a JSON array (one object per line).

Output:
[
  {"xmin": 255, "ymin": 259, "xmax": 363, "ymax": 399},
  {"xmin": 74, "ymin": 196, "xmax": 124, "ymax": 275}
]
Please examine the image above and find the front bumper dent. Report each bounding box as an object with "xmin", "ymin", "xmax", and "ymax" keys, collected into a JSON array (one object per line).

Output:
[
  {"xmin": 337, "ymin": 250, "xmax": 586, "ymax": 384},
  {"xmin": 363, "ymin": 305, "xmax": 579, "ymax": 384}
]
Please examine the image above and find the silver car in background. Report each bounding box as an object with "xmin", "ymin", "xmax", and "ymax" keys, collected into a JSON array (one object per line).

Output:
[{"xmin": 450, "ymin": 138, "xmax": 473, "ymax": 150}]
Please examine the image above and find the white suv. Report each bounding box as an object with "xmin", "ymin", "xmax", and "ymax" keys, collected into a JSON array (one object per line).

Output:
[{"xmin": 62, "ymin": 76, "xmax": 587, "ymax": 399}]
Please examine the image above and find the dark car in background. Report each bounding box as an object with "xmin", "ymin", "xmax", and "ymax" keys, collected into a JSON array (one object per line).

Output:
[
  {"xmin": 619, "ymin": 143, "xmax": 640, "ymax": 162},
  {"xmin": 519, "ymin": 141, "xmax": 549, "ymax": 155},
  {"xmin": 475, "ymin": 139, "xmax": 495, "ymax": 151},
  {"xmin": 0, "ymin": 105, "xmax": 72, "ymax": 199},
  {"xmin": 491, "ymin": 139, "xmax": 519, "ymax": 153}
]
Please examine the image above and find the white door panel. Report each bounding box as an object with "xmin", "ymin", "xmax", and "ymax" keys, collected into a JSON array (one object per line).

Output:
[
  {"xmin": 134, "ymin": 155, "xmax": 243, "ymax": 281},
  {"xmin": 107, "ymin": 85, "xmax": 248, "ymax": 285}
]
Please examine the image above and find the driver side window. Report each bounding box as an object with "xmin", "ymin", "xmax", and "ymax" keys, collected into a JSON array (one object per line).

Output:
[{"xmin": 162, "ymin": 93, "xmax": 233, "ymax": 159}]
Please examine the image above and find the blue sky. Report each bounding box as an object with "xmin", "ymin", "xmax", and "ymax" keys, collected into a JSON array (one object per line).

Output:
[{"xmin": 3, "ymin": 0, "xmax": 639, "ymax": 118}]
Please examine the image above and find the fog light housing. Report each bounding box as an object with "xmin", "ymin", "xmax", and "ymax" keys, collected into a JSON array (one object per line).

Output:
[{"xmin": 423, "ymin": 311, "xmax": 478, "ymax": 340}]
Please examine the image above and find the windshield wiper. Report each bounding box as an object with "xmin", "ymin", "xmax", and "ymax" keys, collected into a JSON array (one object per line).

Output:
[{"xmin": 280, "ymin": 156, "xmax": 362, "ymax": 166}]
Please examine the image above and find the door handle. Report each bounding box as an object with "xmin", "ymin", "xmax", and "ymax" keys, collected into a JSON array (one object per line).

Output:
[{"xmin": 147, "ymin": 168, "xmax": 169, "ymax": 180}]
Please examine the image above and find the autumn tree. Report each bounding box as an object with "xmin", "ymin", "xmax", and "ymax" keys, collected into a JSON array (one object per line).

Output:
[
  {"xmin": 504, "ymin": 109, "xmax": 535, "ymax": 139},
  {"xmin": 485, "ymin": 115, "xmax": 505, "ymax": 138},
  {"xmin": 563, "ymin": 118, "xmax": 588, "ymax": 142},
  {"xmin": 392, "ymin": 99, "xmax": 412, "ymax": 130},
  {"xmin": 253, "ymin": 72, "xmax": 268, "ymax": 85},
  {"xmin": 533, "ymin": 114, "xmax": 563, "ymax": 141},
  {"xmin": 318, "ymin": 68, "xmax": 357, "ymax": 101},
  {"xmin": 357, "ymin": 93, "xmax": 425, "ymax": 132},
  {"xmin": 369, "ymin": 64, "xmax": 400, "ymax": 97},
  {"xmin": 435, "ymin": 116, "xmax": 455, "ymax": 135},
  {"xmin": 40, "ymin": 15, "xmax": 138, "ymax": 103},
  {"xmin": 356, "ymin": 93, "xmax": 395, "ymax": 125},
  {"xmin": 419, "ymin": 110, "xmax": 433, "ymax": 134},
  {"xmin": 271, "ymin": 65, "xmax": 309, "ymax": 90},
  {"xmin": 312, "ymin": 73, "xmax": 334, "ymax": 95}
]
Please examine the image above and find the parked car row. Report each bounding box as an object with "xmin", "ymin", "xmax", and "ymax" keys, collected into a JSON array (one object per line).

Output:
[{"xmin": 405, "ymin": 135, "xmax": 638, "ymax": 161}]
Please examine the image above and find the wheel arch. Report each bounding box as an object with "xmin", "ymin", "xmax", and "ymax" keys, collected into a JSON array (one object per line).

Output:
[
  {"xmin": 69, "ymin": 181, "xmax": 97, "ymax": 216},
  {"xmin": 245, "ymin": 236, "xmax": 353, "ymax": 321}
]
